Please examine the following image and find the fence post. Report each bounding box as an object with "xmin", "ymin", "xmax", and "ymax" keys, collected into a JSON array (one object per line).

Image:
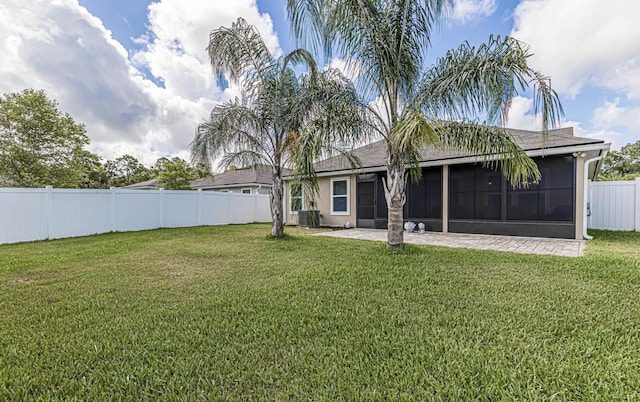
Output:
[
  {"xmin": 197, "ymin": 189, "xmax": 203, "ymax": 226},
  {"xmin": 158, "ymin": 188, "xmax": 165, "ymax": 228},
  {"xmin": 254, "ymin": 194, "xmax": 258, "ymax": 222},
  {"xmin": 636, "ymin": 178, "xmax": 640, "ymax": 232},
  {"xmin": 229, "ymin": 192, "xmax": 234, "ymax": 224},
  {"xmin": 110, "ymin": 187, "xmax": 118, "ymax": 232},
  {"xmin": 45, "ymin": 186, "xmax": 54, "ymax": 240}
]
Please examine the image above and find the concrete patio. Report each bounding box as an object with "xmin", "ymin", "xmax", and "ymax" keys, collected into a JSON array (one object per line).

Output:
[{"xmin": 314, "ymin": 229, "xmax": 585, "ymax": 257}]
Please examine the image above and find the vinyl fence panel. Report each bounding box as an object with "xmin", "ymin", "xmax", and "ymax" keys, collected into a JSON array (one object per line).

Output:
[
  {"xmin": 0, "ymin": 188, "xmax": 48, "ymax": 243},
  {"xmin": 115, "ymin": 190, "xmax": 163, "ymax": 232},
  {"xmin": 200, "ymin": 191, "xmax": 234, "ymax": 225},
  {"xmin": 49, "ymin": 189, "xmax": 113, "ymax": 239},
  {"xmin": 163, "ymin": 190, "xmax": 200, "ymax": 228},
  {"xmin": 0, "ymin": 187, "xmax": 271, "ymax": 244},
  {"xmin": 588, "ymin": 178, "xmax": 640, "ymax": 231}
]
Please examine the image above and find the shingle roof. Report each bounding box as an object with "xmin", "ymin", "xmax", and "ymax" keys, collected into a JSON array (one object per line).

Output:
[
  {"xmin": 191, "ymin": 164, "xmax": 277, "ymax": 189},
  {"xmin": 313, "ymin": 127, "xmax": 605, "ymax": 173},
  {"xmin": 122, "ymin": 179, "xmax": 160, "ymax": 189}
]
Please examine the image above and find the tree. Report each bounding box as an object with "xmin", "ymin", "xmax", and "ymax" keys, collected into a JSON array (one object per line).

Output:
[
  {"xmin": 288, "ymin": 0, "xmax": 564, "ymax": 247},
  {"xmin": 151, "ymin": 157, "xmax": 171, "ymax": 177},
  {"xmin": 191, "ymin": 18, "xmax": 369, "ymax": 238},
  {"xmin": 599, "ymin": 140, "xmax": 640, "ymax": 180},
  {"xmin": 0, "ymin": 89, "xmax": 96, "ymax": 188},
  {"xmin": 157, "ymin": 157, "xmax": 198, "ymax": 190},
  {"xmin": 104, "ymin": 154, "xmax": 152, "ymax": 187},
  {"xmin": 78, "ymin": 150, "xmax": 110, "ymax": 189}
]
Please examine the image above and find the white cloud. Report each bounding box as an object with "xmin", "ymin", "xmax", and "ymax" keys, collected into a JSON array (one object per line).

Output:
[
  {"xmin": 570, "ymin": 123, "xmax": 623, "ymax": 151},
  {"xmin": 132, "ymin": 0, "xmax": 280, "ymax": 101},
  {"xmin": 511, "ymin": 0, "xmax": 640, "ymax": 100},
  {"xmin": 506, "ymin": 96, "xmax": 633, "ymax": 151},
  {"xmin": 505, "ymin": 96, "xmax": 539, "ymax": 131},
  {"xmin": 591, "ymin": 99, "xmax": 640, "ymax": 147},
  {"xmin": 0, "ymin": 0, "xmax": 280, "ymax": 167},
  {"xmin": 450, "ymin": 0, "xmax": 498, "ymax": 23}
]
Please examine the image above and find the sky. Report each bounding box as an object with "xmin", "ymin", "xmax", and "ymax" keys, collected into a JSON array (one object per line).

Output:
[{"xmin": 0, "ymin": 0, "xmax": 638, "ymax": 168}]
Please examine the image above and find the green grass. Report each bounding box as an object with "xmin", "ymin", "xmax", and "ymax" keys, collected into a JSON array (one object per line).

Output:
[{"xmin": 1, "ymin": 225, "xmax": 639, "ymax": 400}]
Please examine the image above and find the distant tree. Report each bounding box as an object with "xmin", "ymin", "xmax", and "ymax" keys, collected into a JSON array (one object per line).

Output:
[
  {"xmin": 599, "ymin": 140, "xmax": 640, "ymax": 180},
  {"xmin": 151, "ymin": 157, "xmax": 171, "ymax": 176},
  {"xmin": 157, "ymin": 157, "xmax": 198, "ymax": 190},
  {"xmin": 104, "ymin": 154, "xmax": 152, "ymax": 187},
  {"xmin": 78, "ymin": 151, "xmax": 110, "ymax": 189},
  {"xmin": 0, "ymin": 89, "xmax": 94, "ymax": 188}
]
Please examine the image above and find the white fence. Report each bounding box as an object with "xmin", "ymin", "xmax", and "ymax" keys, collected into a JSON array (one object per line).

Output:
[
  {"xmin": 0, "ymin": 186, "xmax": 271, "ymax": 244},
  {"xmin": 588, "ymin": 178, "xmax": 640, "ymax": 231}
]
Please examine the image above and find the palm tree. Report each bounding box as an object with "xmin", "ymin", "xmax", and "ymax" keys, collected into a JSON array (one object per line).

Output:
[
  {"xmin": 287, "ymin": 0, "xmax": 564, "ymax": 247},
  {"xmin": 191, "ymin": 18, "xmax": 369, "ymax": 238}
]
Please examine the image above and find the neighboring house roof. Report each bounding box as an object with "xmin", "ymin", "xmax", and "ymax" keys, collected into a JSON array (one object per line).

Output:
[
  {"xmin": 122, "ymin": 179, "xmax": 160, "ymax": 190},
  {"xmin": 191, "ymin": 164, "xmax": 280, "ymax": 190},
  {"xmin": 311, "ymin": 127, "xmax": 608, "ymax": 175}
]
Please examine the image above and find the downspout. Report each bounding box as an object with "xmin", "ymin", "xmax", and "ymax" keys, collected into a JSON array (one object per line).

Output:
[{"xmin": 582, "ymin": 150, "xmax": 608, "ymax": 240}]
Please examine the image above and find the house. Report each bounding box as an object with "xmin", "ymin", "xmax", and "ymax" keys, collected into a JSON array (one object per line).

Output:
[
  {"xmin": 124, "ymin": 165, "xmax": 276, "ymax": 194},
  {"xmin": 284, "ymin": 127, "xmax": 610, "ymax": 239},
  {"xmin": 122, "ymin": 179, "xmax": 161, "ymax": 190},
  {"xmin": 190, "ymin": 164, "xmax": 274, "ymax": 194}
]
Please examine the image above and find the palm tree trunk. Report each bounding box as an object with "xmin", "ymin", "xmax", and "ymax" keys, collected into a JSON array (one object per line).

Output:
[
  {"xmin": 384, "ymin": 154, "xmax": 407, "ymax": 248},
  {"xmin": 271, "ymin": 173, "xmax": 284, "ymax": 238}
]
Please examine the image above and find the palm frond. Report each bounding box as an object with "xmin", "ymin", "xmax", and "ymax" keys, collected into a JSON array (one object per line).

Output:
[
  {"xmin": 190, "ymin": 100, "xmax": 274, "ymax": 171},
  {"xmin": 438, "ymin": 121, "xmax": 540, "ymax": 187},
  {"xmin": 207, "ymin": 18, "xmax": 276, "ymax": 95},
  {"xmin": 218, "ymin": 150, "xmax": 270, "ymax": 171},
  {"xmin": 418, "ymin": 35, "xmax": 564, "ymax": 131},
  {"xmin": 391, "ymin": 108, "xmax": 440, "ymax": 182}
]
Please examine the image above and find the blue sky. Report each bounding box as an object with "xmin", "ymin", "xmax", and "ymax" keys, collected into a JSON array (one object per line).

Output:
[{"xmin": 1, "ymin": 0, "xmax": 638, "ymax": 166}]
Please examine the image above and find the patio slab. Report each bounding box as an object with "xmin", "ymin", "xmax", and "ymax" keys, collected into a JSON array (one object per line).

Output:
[{"xmin": 314, "ymin": 229, "xmax": 585, "ymax": 257}]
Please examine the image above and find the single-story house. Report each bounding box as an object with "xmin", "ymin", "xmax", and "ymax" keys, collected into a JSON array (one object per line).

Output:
[
  {"xmin": 124, "ymin": 165, "xmax": 277, "ymax": 194},
  {"xmin": 122, "ymin": 179, "xmax": 161, "ymax": 190},
  {"xmin": 284, "ymin": 127, "xmax": 610, "ymax": 239},
  {"xmin": 190, "ymin": 164, "xmax": 275, "ymax": 194}
]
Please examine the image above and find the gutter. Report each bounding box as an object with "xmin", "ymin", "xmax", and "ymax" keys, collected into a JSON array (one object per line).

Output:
[{"xmin": 582, "ymin": 149, "xmax": 608, "ymax": 240}]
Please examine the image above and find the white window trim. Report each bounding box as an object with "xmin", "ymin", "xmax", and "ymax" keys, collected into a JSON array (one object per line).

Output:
[
  {"xmin": 330, "ymin": 177, "xmax": 350, "ymax": 216},
  {"xmin": 289, "ymin": 184, "xmax": 303, "ymax": 214},
  {"xmin": 241, "ymin": 188, "xmax": 252, "ymax": 194}
]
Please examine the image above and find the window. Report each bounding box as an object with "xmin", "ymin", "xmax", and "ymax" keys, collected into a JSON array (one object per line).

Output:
[
  {"xmin": 290, "ymin": 183, "xmax": 303, "ymax": 213},
  {"xmin": 241, "ymin": 188, "xmax": 252, "ymax": 194},
  {"xmin": 331, "ymin": 177, "xmax": 350, "ymax": 215}
]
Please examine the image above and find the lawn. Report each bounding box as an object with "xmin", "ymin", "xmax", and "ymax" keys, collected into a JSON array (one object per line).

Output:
[{"xmin": 1, "ymin": 224, "xmax": 639, "ymax": 400}]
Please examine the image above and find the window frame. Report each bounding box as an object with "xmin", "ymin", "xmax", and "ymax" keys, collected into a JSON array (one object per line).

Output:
[
  {"xmin": 289, "ymin": 182, "xmax": 303, "ymax": 214},
  {"xmin": 241, "ymin": 188, "xmax": 252, "ymax": 195},
  {"xmin": 330, "ymin": 177, "xmax": 350, "ymax": 215}
]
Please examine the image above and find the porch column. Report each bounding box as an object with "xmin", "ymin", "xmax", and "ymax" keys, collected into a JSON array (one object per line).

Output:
[
  {"xmin": 442, "ymin": 165, "xmax": 449, "ymax": 234},
  {"xmin": 575, "ymin": 154, "xmax": 585, "ymax": 239}
]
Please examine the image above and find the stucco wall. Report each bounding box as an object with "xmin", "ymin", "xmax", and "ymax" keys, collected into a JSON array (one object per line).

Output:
[{"xmin": 284, "ymin": 175, "xmax": 357, "ymax": 227}]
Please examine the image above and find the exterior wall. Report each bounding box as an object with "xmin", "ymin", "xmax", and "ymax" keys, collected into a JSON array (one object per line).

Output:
[
  {"xmin": 316, "ymin": 175, "xmax": 357, "ymax": 227},
  {"xmin": 284, "ymin": 175, "xmax": 356, "ymax": 227},
  {"xmin": 300, "ymin": 153, "xmax": 596, "ymax": 239}
]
